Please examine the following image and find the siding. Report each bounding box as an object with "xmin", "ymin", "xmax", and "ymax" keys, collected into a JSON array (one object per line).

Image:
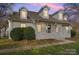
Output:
[
  {"xmin": 6, "ymin": 20, "xmax": 71, "ymax": 40},
  {"xmin": 36, "ymin": 23, "xmax": 71, "ymax": 40}
]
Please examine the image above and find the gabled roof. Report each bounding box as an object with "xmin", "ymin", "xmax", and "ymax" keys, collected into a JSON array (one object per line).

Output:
[
  {"xmin": 9, "ymin": 6, "xmax": 70, "ymax": 25},
  {"xmin": 9, "ymin": 10, "xmax": 70, "ymax": 25},
  {"xmin": 19, "ymin": 7, "xmax": 28, "ymax": 11},
  {"xmin": 9, "ymin": 11, "xmax": 40, "ymax": 22},
  {"xmin": 52, "ymin": 9, "xmax": 64, "ymax": 16}
]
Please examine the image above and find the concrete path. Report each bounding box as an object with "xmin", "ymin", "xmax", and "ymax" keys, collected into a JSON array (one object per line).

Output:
[{"xmin": 0, "ymin": 40, "xmax": 75, "ymax": 54}]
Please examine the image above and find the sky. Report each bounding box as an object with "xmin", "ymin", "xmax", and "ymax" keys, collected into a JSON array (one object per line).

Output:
[{"xmin": 13, "ymin": 3, "xmax": 64, "ymax": 14}]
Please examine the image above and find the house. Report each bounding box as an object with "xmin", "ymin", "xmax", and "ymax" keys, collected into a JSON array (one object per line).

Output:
[{"xmin": 0, "ymin": 5, "xmax": 72, "ymax": 40}]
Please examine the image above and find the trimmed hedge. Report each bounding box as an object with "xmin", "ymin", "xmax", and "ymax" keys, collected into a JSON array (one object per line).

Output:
[
  {"xmin": 10, "ymin": 27, "xmax": 35, "ymax": 41},
  {"xmin": 71, "ymin": 30, "xmax": 76, "ymax": 38},
  {"xmin": 10, "ymin": 28, "xmax": 23, "ymax": 41},
  {"xmin": 23, "ymin": 27, "xmax": 35, "ymax": 40}
]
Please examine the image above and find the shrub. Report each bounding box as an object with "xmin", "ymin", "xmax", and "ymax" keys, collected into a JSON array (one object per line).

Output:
[
  {"xmin": 71, "ymin": 30, "xmax": 76, "ymax": 37},
  {"xmin": 23, "ymin": 27, "xmax": 36, "ymax": 40},
  {"xmin": 10, "ymin": 28, "xmax": 23, "ymax": 41},
  {"xmin": 10, "ymin": 27, "xmax": 36, "ymax": 41}
]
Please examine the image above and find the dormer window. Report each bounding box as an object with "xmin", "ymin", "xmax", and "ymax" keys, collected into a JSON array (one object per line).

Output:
[
  {"xmin": 43, "ymin": 8, "xmax": 49, "ymax": 17},
  {"xmin": 59, "ymin": 13, "xmax": 63, "ymax": 20},
  {"xmin": 64, "ymin": 15, "xmax": 67, "ymax": 21},
  {"xmin": 53, "ymin": 10, "xmax": 64, "ymax": 21},
  {"xmin": 39, "ymin": 5, "xmax": 50, "ymax": 19},
  {"xmin": 20, "ymin": 7, "xmax": 28, "ymax": 19}
]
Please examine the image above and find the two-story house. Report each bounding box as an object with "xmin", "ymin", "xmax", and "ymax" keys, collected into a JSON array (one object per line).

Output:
[{"xmin": 0, "ymin": 5, "xmax": 72, "ymax": 40}]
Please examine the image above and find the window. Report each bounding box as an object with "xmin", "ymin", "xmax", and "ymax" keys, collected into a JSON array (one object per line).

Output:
[
  {"xmin": 59, "ymin": 13, "xmax": 63, "ymax": 20},
  {"xmin": 65, "ymin": 26, "xmax": 70, "ymax": 33},
  {"xmin": 37, "ymin": 24, "xmax": 42, "ymax": 32},
  {"xmin": 21, "ymin": 24, "xmax": 26, "ymax": 27},
  {"xmin": 44, "ymin": 10, "xmax": 48, "ymax": 17},
  {"xmin": 43, "ymin": 8, "xmax": 48, "ymax": 17},
  {"xmin": 46, "ymin": 24, "xmax": 51, "ymax": 33},
  {"xmin": 56, "ymin": 25, "xmax": 62, "ymax": 32},
  {"xmin": 65, "ymin": 26, "xmax": 69, "ymax": 30},
  {"xmin": 56, "ymin": 26, "xmax": 58, "ymax": 32},
  {"xmin": 20, "ymin": 10, "xmax": 27, "ymax": 19},
  {"xmin": 64, "ymin": 17, "xmax": 67, "ymax": 21}
]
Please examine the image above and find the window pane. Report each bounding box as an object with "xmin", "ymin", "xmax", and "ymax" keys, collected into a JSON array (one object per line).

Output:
[
  {"xmin": 65, "ymin": 26, "xmax": 70, "ymax": 33},
  {"xmin": 21, "ymin": 24, "xmax": 26, "ymax": 27},
  {"xmin": 37, "ymin": 24, "xmax": 42, "ymax": 32},
  {"xmin": 65, "ymin": 26, "xmax": 69, "ymax": 30},
  {"xmin": 59, "ymin": 13, "xmax": 63, "ymax": 20},
  {"xmin": 20, "ymin": 10, "xmax": 27, "ymax": 19},
  {"xmin": 43, "ymin": 10, "xmax": 48, "ymax": 17},
  {"xmin": 56, "ymin": 26, "xmax": 58, "ymax": 32}
]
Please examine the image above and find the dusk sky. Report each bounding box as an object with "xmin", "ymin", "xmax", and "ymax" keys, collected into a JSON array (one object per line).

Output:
[{"xmin": 13, "ymin": 3, "xmax": 64, "ymax": 14}]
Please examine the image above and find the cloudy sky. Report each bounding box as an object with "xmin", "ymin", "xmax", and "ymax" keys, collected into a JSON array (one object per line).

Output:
[{"xmin": 13, "ymin": 3, "xmax": 64, "ymax": 14}]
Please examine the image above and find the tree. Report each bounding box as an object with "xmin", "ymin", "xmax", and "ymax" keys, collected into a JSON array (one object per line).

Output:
[
  {"xmin": 0, "ymin": 3, "xmax": 14, "ymax": 37},
  {"xmin": 64, "ymin": 3, "xmax": 79, "ymax": 35},
  {"xmin": 0, "ymin": 3, "xmax": 14, "ymax": 17},
  {"xmin": 64, "ymin": 3, "xmax": 79, "ymax": 22}
]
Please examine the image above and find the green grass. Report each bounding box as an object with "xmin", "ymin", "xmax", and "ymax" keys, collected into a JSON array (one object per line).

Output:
[
  {"xmin": 0, "ymin": 39, "xmax": 20, "ymax": 50},
  {"xmin": 0, "ymin": 38, "xmax": 79, "ymax": 55},
  {"xmin": 0, "ymin": 39, "xmax": 60, "ymax": 50},
  {"xmin": 1, "ymin": 42, "xmax": 79, "ymax": 55}
]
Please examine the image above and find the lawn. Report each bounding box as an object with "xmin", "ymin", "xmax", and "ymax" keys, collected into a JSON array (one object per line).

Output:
[
  {"xmin": 0, "ymin": 39, "xmax": 61, "ymax": 50},
  {"xmin": 0, "ymin": 38, "xmax": 79, "ymax": 55},
  {"xmin": 1, "ymin": 42, "xmax": 79, "ymax": 55},
  {"xmin": 0, "ymin": 39, "xmax": 20, "ymax": 50}
]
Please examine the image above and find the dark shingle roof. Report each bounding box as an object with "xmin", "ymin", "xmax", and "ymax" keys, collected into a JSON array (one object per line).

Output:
[
  {"xmin": 9, "ymin": 10, "xmax": 70, "ymax": 25},
  {"xmin": 52, "ymin": 9, "xmax": 64, "ymax": 16},
  {"xmin": 9, "ymin": 12, "xmax": 32, "ymax": 22}
]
